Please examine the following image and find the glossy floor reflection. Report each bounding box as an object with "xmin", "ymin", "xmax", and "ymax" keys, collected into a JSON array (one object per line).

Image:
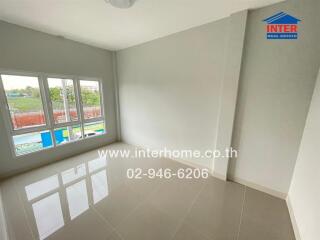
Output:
[{"xmin": 0, "ymin": 143, "xmax": 295, "ymax": 240}]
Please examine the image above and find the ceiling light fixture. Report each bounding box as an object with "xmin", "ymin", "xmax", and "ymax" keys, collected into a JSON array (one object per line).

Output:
[{"xmin": 105, "ymin": 0, "xmax": 136, "ymax": 9}]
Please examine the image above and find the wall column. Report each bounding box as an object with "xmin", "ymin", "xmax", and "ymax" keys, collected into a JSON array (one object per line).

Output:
[{"xmin": 213, "ymin": 10, "xmax": 248, "ymax": 180}]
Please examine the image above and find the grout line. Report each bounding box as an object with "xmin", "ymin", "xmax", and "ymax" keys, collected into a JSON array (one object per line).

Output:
[
  {"xmin": 169, "ymin": 179, "xmax": 209, "ymax": 240},
  {"xmin": 236, "ymin": 185, "xmax": 247, "ymax": 240},
  {"xmin": 92, "ymin": 179, "xmax": 165, "ymax": 240},
  {"xmin": 91, "ymin": 205, "xmax": 125, "ymax": 240},
  {"xmin": 116, "ymin": 180, "xmax": 163, "ymax": 224},
  {"xmin": 230, "ymin": 176, "xmax": 287, "ymax": 200}
]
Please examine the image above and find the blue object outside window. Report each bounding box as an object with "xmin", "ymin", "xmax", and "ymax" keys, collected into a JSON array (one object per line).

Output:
[{"xmin": 41, "ymin": 129, "xmax": 64, "ymax": 148}]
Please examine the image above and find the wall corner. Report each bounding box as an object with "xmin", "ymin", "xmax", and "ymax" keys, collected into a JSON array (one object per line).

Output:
[{"xmin": 213, "ymin": 10, "xmax": 248, "ymax": 180}]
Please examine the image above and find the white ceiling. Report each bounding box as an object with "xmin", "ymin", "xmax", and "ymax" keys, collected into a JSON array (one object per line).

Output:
[{"xmin": 0, "ymin": 0, "xmax": 284, "ymax": 50}]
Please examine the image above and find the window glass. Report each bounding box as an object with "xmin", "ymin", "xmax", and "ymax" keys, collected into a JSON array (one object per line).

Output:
[
  {"xmin": 80, "ymin": 80, "xmax": 102, "ymax": 120},
  {"xmin": 48, "ymin": 78, "xmax": 78, "ymax": 124},
  {"xmin": 84, "ymin": 121, "xmax": 105, "ymax": 138},
  {"xmin": 13, "ymin": 130, "xmax": 53, "ymax": 156},
  {"xmin": 54, "ymin": 125, "xmax": 82, "ymax": 145},
  {"xmin": 1, "ymin": 75, "xmax": 46, "ymax": 130},
  {"xmin": 0, "ymin": 73, "xmax": 106, "ymax": 157}
]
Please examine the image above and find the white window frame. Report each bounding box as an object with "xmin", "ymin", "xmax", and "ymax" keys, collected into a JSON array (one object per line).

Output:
[
  {"xmin": 78, "ymin": 77, "xmax": 106, "ymax": 135},
  {"xmin": 0, "ymin": 69, "xmax": 106, "ymax": 158},
  {"xmin": 44, "ymin": 75, "xmax": 82, "ymax": 147}
]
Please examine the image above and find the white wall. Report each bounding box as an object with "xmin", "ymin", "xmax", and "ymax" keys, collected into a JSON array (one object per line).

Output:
[
  {"xmin": 229, "ymin": 0, "xmax": 320, "ymax": 195},
  {"xmin": 0, "ymin": 21, "xmax": 118, "ymax": 178},
  {"xmin": 117, "ymin": 12, "xmax": 247, "ymax": 174},
  {"xmin": 117, "ymin": 18, "xmax": 228, "ymax": 169},
  {"xmin": 288, "ymin": 69, "xmax": 320, "ymax": 240}
]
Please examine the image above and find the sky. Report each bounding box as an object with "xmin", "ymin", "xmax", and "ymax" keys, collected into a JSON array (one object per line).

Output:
[
  {"xmin": 1, "ymin": 74, "xmax": 99, "ymax": 90},
  {"xmin": 48, "ymin": 78, "xmax": 73, "ymax": 88},
  {"xmin": 1, "ymin": 75, "xmax": 39, "ymax": 90}
]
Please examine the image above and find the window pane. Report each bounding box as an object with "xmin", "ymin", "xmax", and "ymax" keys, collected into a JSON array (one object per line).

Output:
[
  {"xmin": 54, "ymin": 125, "xmax": 82, "ymax": 145},
  {"xmin": 13, "ymin": 130, "xmax": 53, "ymax": 156},
  {"xmin": 48, "ymin": 78, "xmax": 78, "ymax": 124},
  {"xmin": 80, "ymin": 80, "xmax": 102, "ymax": 120},
  {"xmin": 1, "ymin": 74, "xmax": 46, "ymax": 130},
  {"xmin": 84, "ymin": 121, "xmax": 105, "ymax": 138}
]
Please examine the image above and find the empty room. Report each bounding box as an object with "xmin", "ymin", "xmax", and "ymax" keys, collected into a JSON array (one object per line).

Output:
[{"xmin": 0, "ymin": 0, "xmax": 319, "ymax": 240}]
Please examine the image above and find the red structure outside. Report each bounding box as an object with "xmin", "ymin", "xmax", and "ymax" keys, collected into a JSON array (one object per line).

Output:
[{"xmin": 11, "ymin": 107, "xmax": 101, "ymax": 129}]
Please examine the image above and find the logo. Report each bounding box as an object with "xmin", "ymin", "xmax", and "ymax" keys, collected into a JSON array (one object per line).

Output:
[{"xmin": 263, "ymin": 12, "xmax": 301, "ymax": 39}]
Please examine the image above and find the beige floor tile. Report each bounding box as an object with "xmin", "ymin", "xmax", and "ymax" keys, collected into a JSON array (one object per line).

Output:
[
  {"xmin": 184, "ymin": 177, "xmax": 245, "ymax": 240},
  {"xmin": 46, "ymin": 210, "xmax": 116, "ymax": 240},
  {"xmin": 115, "ymin": 202, "xmax": 180, "ymax": 240},
  {"xmin": 20, "ymin": 178, "xmax": 116, "ymax": 240},
  {"xmin": 1, "ymin": 179, "xmax": 34, "ymax": 240},
  {"xmin": 172, "ymin": 223, "xmax": 211, "ymax": 240},
  {"xmin": 0, "ymin": 143, "xmax": 296, "ymax": 240},
  {"xmin": 238, "ymin": 188, "xmax": 295, "ymax": 240},
  {"xmin": 145, "ymin": 177, "xmax": 206, "ymax": 221},
  {"xmin": 93, "ymin": 183, "xmax": 144, "ymax": 227}
]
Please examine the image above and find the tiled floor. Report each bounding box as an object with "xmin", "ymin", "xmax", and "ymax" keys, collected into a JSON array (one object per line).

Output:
[{"xmin": 0, "ymin": 143, "xmax": 295, "ymax": 240}]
